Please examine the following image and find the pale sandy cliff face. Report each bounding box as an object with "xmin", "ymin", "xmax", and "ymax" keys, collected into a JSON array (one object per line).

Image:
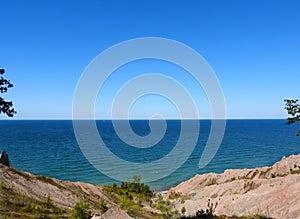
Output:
[{"xmin": 168, "ymin": 154, "xmax": 300, "ymax": 219}]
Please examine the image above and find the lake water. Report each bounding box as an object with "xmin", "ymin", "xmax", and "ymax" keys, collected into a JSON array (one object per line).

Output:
[{"xmin": 0, "ymin": 119, "xmax": 299, "ymax": 190}]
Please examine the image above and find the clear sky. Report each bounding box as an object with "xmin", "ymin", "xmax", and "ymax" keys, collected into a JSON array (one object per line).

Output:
[{"xmin": 1, "ymin": 0, "xmax": 299, "ymax": 119}]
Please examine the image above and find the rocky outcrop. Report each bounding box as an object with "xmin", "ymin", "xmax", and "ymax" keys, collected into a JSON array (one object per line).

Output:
[
  {"xmin": 169, "ymin": 154, "xmax": 300, "ymax": 219},
  {"xmin": 0, "ymin": 151, "xmax": 9, "ymax": 166},
  {"xmin": 102, "ymin": 206, "xmax": 134, "ymax": 219}
]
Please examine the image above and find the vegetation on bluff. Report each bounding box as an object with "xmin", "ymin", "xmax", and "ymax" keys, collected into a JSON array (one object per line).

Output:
[
  {"xmin": 0, "ymin": 67, "xmax": 16, "ymax": 117},
  {"xmin": 1, "ymin": 164, "xmax": 284, "ymax": 219},
  {"xmin": 285, "ymin": 99, "xmax": 300, "ymax": 136}
]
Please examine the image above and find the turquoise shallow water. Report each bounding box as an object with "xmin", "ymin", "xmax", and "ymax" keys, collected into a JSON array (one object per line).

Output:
[{"xmin": 0, "ymin": 119, "xmax": 299, "ymax": 190}]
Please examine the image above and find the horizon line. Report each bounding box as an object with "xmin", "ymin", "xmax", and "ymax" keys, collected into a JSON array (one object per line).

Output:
[{"xmin": 0, "ymin": 117, "xmax": 288, "ymax": 120}]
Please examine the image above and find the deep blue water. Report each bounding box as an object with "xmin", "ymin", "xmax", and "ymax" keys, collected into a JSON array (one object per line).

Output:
[{"xmin": 0, "ymin": 119, "xmax": 299, "ymax": 190}]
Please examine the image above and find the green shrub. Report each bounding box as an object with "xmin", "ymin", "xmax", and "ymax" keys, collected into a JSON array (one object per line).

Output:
[
  {"xmin": 276, "ymin": 173, "xmax": 288, "ymax": 177},
  {"xmin": 103, "ymin": 176, "xmax": 154, "ymax": 212},
  {"xmin": 104, "ymin": 180, "xmax": 154, "ymax": 200},
  {"xmin": 169, "ymin": 191, "xmax": 182, "ymax": 200},
  {"xmin": 120, "ymin": 196, "xmax": 132, "ymax": 210},
  {"xmin": 120, "ymin": 180, "xmax": 154, "ymax": 199},
  {"xmin": 181, "ymin": 206, "xmax": 186, "ymax": 214},
  {"xmin": 156, "ymin": 201, "xmax": 170, "ymax": 213},
  {"xmin": 180, "ymin": 199, "xmax": 217, "ymax": 219},
  {"xmin": 158, "ymin": 193, "xmax": 163, "ymax": 201},
  {"xmin": 100, "ymin": 199, "xmax": 108, "ymax": 213},
  {"xmin": 291, "ymin": 169, "xmax": 300, "ymax": 174},
  {"xmin": 29, "ymin": 203, "xmax": 40, "ymax": 214},
  {"xmin": 71, "ymin": 202, "xmax": 90, "ymax": 219}
]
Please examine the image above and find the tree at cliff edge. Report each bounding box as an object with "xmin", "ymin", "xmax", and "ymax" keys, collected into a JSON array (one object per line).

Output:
[
  {"xmin": 0, "ymin": 68, "xmax": 16, "ymax": 117},
  {"xmin": 284, "ymin": 99, "xmax": 300, "ymax": 136}
]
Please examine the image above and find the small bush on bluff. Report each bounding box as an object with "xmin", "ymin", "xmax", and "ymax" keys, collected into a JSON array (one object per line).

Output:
[
  {"xmin": 71, "ymin": 202, "xmax": 90, "ymax": 219},
  {"xmin": 180, "ymin": 199, "xmax": 217, "ymax": 219},
  {"xmin": 99, "ymin": 199, "xmax": 108, "ymax": 213},
  {"xmin": 169, "ymin": 191, "xmax": 182, "ymax": 200}
]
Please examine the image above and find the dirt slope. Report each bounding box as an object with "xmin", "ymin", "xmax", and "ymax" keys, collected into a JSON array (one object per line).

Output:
[{"xmin": 169, "ymin": 154, "xmax": 300, "ymax": 219}]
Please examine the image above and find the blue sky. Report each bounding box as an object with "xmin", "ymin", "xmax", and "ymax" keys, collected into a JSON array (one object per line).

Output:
[{"xmin": 1, "ymin": 0, "xmax": 299, "ymax": 119}]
